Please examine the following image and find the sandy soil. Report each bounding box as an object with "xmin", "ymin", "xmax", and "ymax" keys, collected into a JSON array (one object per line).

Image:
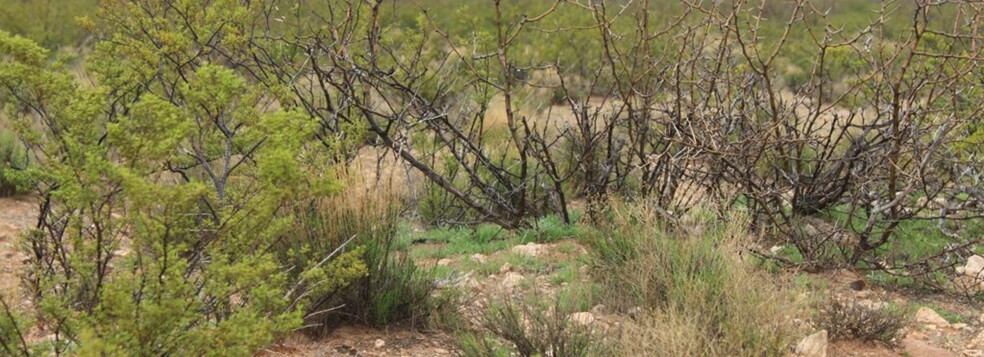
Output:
[{"xmin": 0, "ymin": 196, "xmax": 36, "ymax": 310}]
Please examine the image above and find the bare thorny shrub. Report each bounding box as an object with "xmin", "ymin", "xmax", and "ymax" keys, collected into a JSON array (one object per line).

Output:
[
  {"xmin": 816, "ymin": 297, "xmax": 908, "ymax": 344},
  {"xmin": 234, "ymin": 0, "xmax": 984, "ymax": 281},
  {"xmin": 456, "ymin": 294, "xmax": 604, "ymax": 357}
]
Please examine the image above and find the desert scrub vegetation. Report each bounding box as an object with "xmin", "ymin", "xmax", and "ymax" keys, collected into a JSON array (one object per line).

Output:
[
  {"xmin": 456, "ymin": 295, "xmax": 605, "ymax": 357},
  {"xmin": 1, "ymin": 0, "xmax": 984, "ymax": 354},
  {"xmin": 586, "ymin": 202, "xmax": 801, "ymax": 356}
]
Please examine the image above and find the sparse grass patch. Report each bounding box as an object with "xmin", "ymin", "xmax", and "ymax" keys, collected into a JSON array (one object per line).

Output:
[
  {"xmin": 918, "ymin": 303, "xmax": 964, "ymax": 324},
  {"xmin": 405, "ymin": 224, "xmax": 522, "ymax": 260},
  {"xmin": 550, "ymin": 262, "xmax": 579, "ymax": 285},
  {"xmin": 556, "ymin": 282, "xmax": 602, "ymax": 313},
  {"xmin": 586, "ymin": 201, "xmax": 801, "ymax": 356},
  {"xmin": 522, "ymin": 214, "xmax": 581, "ymax": 243}
]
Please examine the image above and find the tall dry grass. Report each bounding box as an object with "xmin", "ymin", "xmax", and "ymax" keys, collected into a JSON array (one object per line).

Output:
[
  {"xmin": 585, "ymin": 200, "xmax": 802, "ymax": 356},
  {"xmin": 278, "ymin": 157, "xmax": 459, "ymax": 331}
]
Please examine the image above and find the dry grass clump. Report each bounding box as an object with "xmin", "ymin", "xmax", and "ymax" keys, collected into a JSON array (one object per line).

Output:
[
  {"xmin": 815, "ymin": 297, "xmax": 907, "ymax": 343},
  {"xmin": 586, "ymin": 200, "xmax": 801, "ymax": 356},
  {"xmin": 277, "ymin": 168, "xmax": 455, "ymax": 331},
  {"xmin": 456, "ymin": 295, "xmax": 605, "ymax": 357}
]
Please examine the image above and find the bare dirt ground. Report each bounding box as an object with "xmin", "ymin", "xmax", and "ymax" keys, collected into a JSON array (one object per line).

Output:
[
  {"xmin": 260, "ymin": 327, "xmax": 455, "ymax": 357},
  {"xmin": 0, "ymin": 196, "xmax": 35, "ymax": 311}
]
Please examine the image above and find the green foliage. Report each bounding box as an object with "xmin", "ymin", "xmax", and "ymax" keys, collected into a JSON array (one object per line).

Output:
[
  {"xmin": 0, "ymin": 0, "xmax": 98, "ymax": 48},
  {"xmin": 0, "ymin": 297, "xmax": 32, "ymax": 356},
  {"xmin": 0, "ymin": 2, "xmax": 364, "ymax": 352}
]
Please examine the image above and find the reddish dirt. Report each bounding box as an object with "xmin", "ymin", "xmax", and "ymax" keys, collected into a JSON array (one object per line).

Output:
[
  {"xmin": 816, "ymin": 269, "xmax": 984, "ymax": 356},
  {"xmin": 259, "ymin": 326, "xmax": 455, "ymax": 357},
  {"xmin": 0, "ymin": 196, "xmax": 36, "ymax": 310}
]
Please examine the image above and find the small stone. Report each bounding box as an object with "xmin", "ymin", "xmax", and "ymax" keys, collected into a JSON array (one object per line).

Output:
[
  {"xmin": 470, "ymin": 253, "xmax": 487, "ymax": 264},
  {"xmin": 963, "ymin": 350, "xmax": 984, "ymax": 357},
  {"xmin": 374, "ymin": 339, "xmax": 386, "ymax": 349},
  {"xmin": 769, "ymin": 245, "xmax": 784, "ymax": 255},
  {"xmin": 916, "ymin": 307, "xmax": 951, "ymax": 328},
  {"xmin": 568, "ymin": 312, "xmax": 595, "ymax": 326},
  {"xmin": 794, "ymin": 330, "xmax": 828, "ymax": 357},
  {"xmin": 437, "ymin": 258, "xmax": 454, "ymax": 266},
  {"xmin": 434, "ymin": 348, "xmax": 449, "ymax": 354},
  {"xmin": 952, "ymin": 323, "xmax": 969, "ymax": 330},
  {"xmin": 499, "ymin": 263, "xmax": 513, "ymax": 273}
]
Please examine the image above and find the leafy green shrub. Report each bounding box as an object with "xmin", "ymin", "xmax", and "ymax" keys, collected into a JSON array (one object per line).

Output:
[
  {"xmin": 816, "ymin": 298, "xmax": 907, "ymax": 343},
  {"xmin": 0, "ymin": 297, "xmax": 31, "ymax": 356},
  {"xmin": 0, "ymin": 4, "xmax": 367, "ymax": 353}
]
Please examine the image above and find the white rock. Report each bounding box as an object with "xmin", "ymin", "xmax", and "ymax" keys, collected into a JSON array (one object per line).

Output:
[
  {"xmin": 963, "ymin": 350, "xmax": 983, "ymax": 357},
  {"xmin": 470, "ymin": 253, "xmax": 487, "ymax": 264},
  {"xmin": 374, "ymin": 339, "xmax": 386, "ymax": 348},
  {"xmin": 916, "ymin": 307, "xmax": 951, "ymax": 328},
  {"xmin": 960, "ymin": 255, "xmax": 984, "ymax": 279},
  {"xmin": 794, "ymin": 330, "xmax": 828, "ymax": 357},
  {"xmin": 434, "ymin": 348, "xmax": 450, "ymax": 354},
  {"xmin": 769, "ymin": 245, "xmax": 784, "ymax": 255},
  {"xmin": 511, "ymin": 243, "xmax": 545, "ymax": 257},
  {"xmin": 499, "ymin": 263, "xmax": 513, "ymax": 273},
  {"xmin": 437, "ymin": 258, "xmax": 454, "ymax": 266},
  {"xmin": 568, "ymin": 312, "xmax": 595, "ymax": 326},
  {"xmin": 500, "ymin": 272, "xmax": 525, "ymax": 289}
]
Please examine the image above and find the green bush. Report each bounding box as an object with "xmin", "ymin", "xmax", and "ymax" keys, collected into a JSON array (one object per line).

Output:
[{"xmin": 0, "ymin": 4, "xmax": 368, "ymax": 353}]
